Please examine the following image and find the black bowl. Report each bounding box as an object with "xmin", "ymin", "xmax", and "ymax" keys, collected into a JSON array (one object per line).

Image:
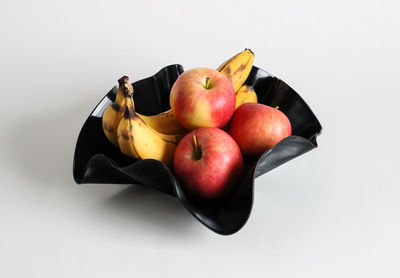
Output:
[{"xmin": 73, "ymin": 64, "xmax": 322, "ymax": 235}]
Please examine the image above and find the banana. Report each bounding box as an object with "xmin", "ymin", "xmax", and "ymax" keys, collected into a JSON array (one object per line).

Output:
[
  {"xmin": 102, "ymin": 76, "xmax": 187, "ymax": 147},
  {"xmin": 235, "ymin": 85, "xmax": 258, "ymax": 109},
  {"xmin": 217, "ymin": 48, "xmax": 255, "ymax": 92},
  {"xmin": 102, "ymin": 76, "xmax": 130, "ymax": 146},
  {"xmin": 140, "ymin": 110, "xmax": 187, "ymax": 135},
  {"xmin": 116, "ymin": 81, "xmax": 181, "ymax": 167}
]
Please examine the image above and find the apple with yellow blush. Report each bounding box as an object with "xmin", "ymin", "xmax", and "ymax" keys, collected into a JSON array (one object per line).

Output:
[{"xmin": 170, "ymin": 68, "xmax": 236, "ymax": 130}]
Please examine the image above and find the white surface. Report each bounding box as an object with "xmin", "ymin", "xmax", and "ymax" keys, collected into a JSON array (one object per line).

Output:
[{"xmin": 1, "ymin": 0, "xmax": 399, "ymax": 277}]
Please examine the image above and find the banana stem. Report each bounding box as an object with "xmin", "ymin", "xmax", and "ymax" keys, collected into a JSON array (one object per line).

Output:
[
  {"xmin": 122, "ymin": 86, "xmax": 136, "ymax": 118},
  {"xmin": 118, "ymin": 76, "xmax": 129, "ymax": 87}
]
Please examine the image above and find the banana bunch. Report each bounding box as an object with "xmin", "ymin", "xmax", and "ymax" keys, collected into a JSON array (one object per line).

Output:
[
  {"xmin": 103, "ymin": 76, "xmax": 187, "ymax": 146},
  {"xmin": 102, "ymin": 49, "xmax": 258, "ymax": 165},
  {"xmin": 102, "ymin": 77, "xmax": 186, "ymax": 166}
]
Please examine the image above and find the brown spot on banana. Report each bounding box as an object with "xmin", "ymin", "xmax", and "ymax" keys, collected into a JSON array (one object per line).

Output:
[
  {"xmin": 216, "ymin": 56, "xmax": 235, "ymax": 71},
  {"xmin": 216, "ymin": 51, "xmax": 243, "ymax": 71},
  {"xmin": 102, "ymin": 122, "xmax": 115, "ymax": 133},
  {"xmin": 233, "ymin": 64, "xmax": 247, "ymax": 75},
  {"xmin": 123, "ymin": 109, "xmax": 134, "ymax": 119},
  {"xmin": 119, "ymin": 131, "xmax": 130, "ymax": 140},
  {"xmin": 123, "ymin": 105, "xmax": 141, "ymax": 119},
  {"xmin": 111, "ymin": 103, "xmax": 124, "ymax": 112},
  {"xmin": 223, "ymin": 66, "xmax": 232, "ymax": 81}
]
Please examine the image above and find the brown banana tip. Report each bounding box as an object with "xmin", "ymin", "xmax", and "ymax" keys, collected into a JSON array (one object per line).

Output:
[
  {"xmin": 118, "ymin": 76, "xmax": 130, "ymax": 87},
  {"xmin": 245, "ymin": 48, "xmax": 254, "ymax": 55}
]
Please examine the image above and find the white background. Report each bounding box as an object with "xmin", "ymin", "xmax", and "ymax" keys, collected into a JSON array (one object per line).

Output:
[{"xmin": 1, "ymin": 0, "xmax": 399, "ymax": 277}]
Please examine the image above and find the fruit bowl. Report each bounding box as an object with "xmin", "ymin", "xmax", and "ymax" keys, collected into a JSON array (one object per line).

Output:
[{"xmin": 73, "ymin": 64, "xmax": 322, "ymax": 235}]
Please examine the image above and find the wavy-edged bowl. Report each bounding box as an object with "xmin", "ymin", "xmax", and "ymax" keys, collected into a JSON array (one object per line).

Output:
[{"xmin": 73, "ymin": 64, "xmax": 322, "ymax": 235}]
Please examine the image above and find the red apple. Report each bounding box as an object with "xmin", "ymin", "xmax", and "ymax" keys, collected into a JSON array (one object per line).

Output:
[
  {"xmin": 173, "ymin": 127, "xmax": 244, "ymax": 200},
  {"xmin": 170, "ymin": 68, "xmax": 236, "ymax": 130},
  {"xmin": 229, "ymin": 103, "xmax": 292, "ymax": 157}
]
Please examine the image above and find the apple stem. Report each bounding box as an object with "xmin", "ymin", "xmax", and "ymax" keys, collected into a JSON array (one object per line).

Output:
[
  {"xmin": 192, "ymin": 135, "xmax": 201, "ymax": 159},
  {"xmin": 204, "ymin": 77, "xmax": 211, "ymax": 89},
  {"xmin": 275, "ymin": 105, "xmax": 280, "ymax": 110}
]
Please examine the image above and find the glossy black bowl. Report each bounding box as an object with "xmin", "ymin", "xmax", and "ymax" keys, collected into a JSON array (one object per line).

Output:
[{"xmin": 73, "ymin": 64, "xmax": 322, "ymax": 235}]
